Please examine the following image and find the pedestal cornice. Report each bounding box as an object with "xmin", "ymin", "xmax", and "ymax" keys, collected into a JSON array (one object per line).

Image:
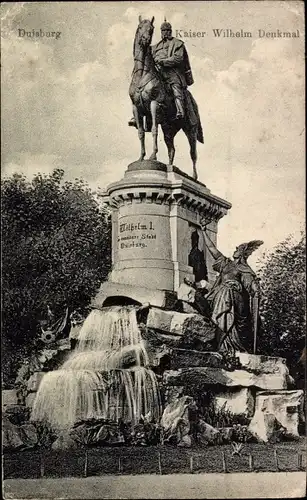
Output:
[{"xmin": 103, "ymin": 163, "xmax": 231, "ymax": 222}]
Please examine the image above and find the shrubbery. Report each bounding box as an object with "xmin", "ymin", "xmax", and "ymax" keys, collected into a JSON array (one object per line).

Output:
[
  {"xmin": 257, "ymin": 233, "xmax": 305, "ymax": 371},
  {"xmin": 2, "ymin": 169, "xmax": 111, "ymax": 385}
]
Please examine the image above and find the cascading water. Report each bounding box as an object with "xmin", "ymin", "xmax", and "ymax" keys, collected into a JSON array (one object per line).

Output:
[{"xmin": 31, "ymin": 306, "xmax": 161, "ymax": 429}]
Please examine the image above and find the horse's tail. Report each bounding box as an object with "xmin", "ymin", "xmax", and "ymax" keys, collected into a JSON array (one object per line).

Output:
[
  {"xmin": 187, "ymin": 91, "xmax": 204, "ymax": 144},
  {"xmin": 197, "ymin": 120, "xmax": 204, "ymax": 144}
]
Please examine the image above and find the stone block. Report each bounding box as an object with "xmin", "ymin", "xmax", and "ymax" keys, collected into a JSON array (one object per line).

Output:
[
  {"xmin": 170, "ymin": 349, "xmax": 224, "ymax": 369},
  {"xmin": 248, "ymin": 390, "xmax": 304, "ymax": 442},
  {"xmin": 163, "ymin": 366, "xmax": 288, "ymax": 390},
  {"xmin": 198, "ymin": 419, "xmax": 220, "ymax": 444},
  {"xmin": 214, "ymin": 388, "xmax": 255, "ymax": 417},
  {"xmin": 146, "ymin": 308, "xmax": 216, "ymax": 348},
  {"xmin": 92, "ymin": 281, "xmax": 177, "ymax": 310},
  {"xmin": 2, "ymin": 389, "xmax": 18, "ymax": 407},
  {"xmin": 180, "ymin": 301, "xmax": 199, "ymax": 314},
  {"xmin": 27, "ymin": 372, "xmax": 45, "ymax": 392},
  {"xmin": 249, "ymin": 413, "xmax": 281, "ymax": 443},
  {"xmin": 176, "ymin": 283, "xmax": 196, "ymax": 303},
  {"xmin": 236, "ymin": 352, "xmax": 288, "ymax": 376},
  {"xmin": 160, "ymin": 395, "xmax": 193, "ymax": 446},
  {"xmin": 143, "ymin": 328, "xmax": 183, "ymax": 350}
]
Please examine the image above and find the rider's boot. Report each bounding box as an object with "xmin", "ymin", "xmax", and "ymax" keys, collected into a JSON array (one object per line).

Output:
[
  {"xmin": 175, "ymin": 98, "xmax": 184, "ymax": 120},
  {"xmin": 128, "ymin": 117, "xmax": 137, "ymax": 127}
]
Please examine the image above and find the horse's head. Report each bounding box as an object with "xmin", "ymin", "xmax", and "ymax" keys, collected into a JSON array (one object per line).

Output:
[{"xmin": 136, "ymin": 15, "xmax": 155, "ymax": 49}]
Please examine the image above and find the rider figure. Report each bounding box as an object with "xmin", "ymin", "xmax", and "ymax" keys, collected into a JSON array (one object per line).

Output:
[{"xmin": 129, "ymin": 20, "xmax": 194, "ymax": 126}]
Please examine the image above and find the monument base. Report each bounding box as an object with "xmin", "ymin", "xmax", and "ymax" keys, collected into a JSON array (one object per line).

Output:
[{"xmin": 100, "ymin": 160, "xmax": 231, "ymax": 292}]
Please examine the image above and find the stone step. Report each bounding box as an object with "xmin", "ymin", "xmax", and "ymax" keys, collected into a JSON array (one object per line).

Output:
[
  {"xmin": 146, "ymin": 308, "xmax": 216, "ymax": 349},
  {"xmin": 163, "ymin": 366, "xmax": 288, "ymax": 391},
  {"xmin": 235, "ymin": 352, "xmax": 288, "ymax": 374},
  {"xmin": 248, "ymin": 390, "xmax": 304, "ymax": 442}
]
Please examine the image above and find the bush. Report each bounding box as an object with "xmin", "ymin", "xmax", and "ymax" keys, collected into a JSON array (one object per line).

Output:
[
  {"xmin": 2, "ymin": 169, "xmax": 111, "ymax": 385},
  {"xmin": 257, "ymin": 233, "xmax": 305, "ymax": 371}
]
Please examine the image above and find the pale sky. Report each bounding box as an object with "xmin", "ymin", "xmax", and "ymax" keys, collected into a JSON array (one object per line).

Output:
[{"xmin": 1, "ymin": 1, "xmax": 305, "ymax": 267}]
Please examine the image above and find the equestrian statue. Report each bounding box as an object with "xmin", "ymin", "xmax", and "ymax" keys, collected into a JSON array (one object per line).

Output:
[{"xmin": 129, "ymin": 17, "xmax": 204, "ymax": 180}]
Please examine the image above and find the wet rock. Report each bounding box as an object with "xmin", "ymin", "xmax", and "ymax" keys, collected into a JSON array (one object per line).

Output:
[
  {"xmin": 164, "ymin": 386, "xmax": 185, "ymax": 405},
  {"xmin": 119, "ymin": 348, "xmax": 139, "ymax": 368},
  {"xmin": 146, "ymin": 308, "xmax": 216, "ymax": 349},
  {"xmin": 149, "ymin": 345, "xmax": 172, "ymax": 369},
  {"xmin": 170, "ymin": 349, "xmax": 224, "ymax": 369},
  {"xmin": 27, "ymin": 372, "xmax": 45, "ymax": 392},
  {"xmin": 163, "ymin": 366, "xmax": 288, "ymax": 390},
  {"xmin": 19, "ymin": 424, "xmax": 38, "ymax": 448},
  {"xmin": 214, "ymin": 388, "xmax": 255, "ymax": 417},
  {"xmin": 197, "ymin": 419, "xmax": 220, "ymax": 445},
  {"xmin": 160, "ymin": 396, "xmax": 193, "ymax": 446},
  {"xmin": 248, "ymin": 390, "xmax": 303, "ymax": 442},
  {"xmin": 51, "ymin": 433, "xmax": 79, "ymax": 451},
  {"xmin": 2, "ymin": 417, "xmax": 24, "ymax": 450},
  {"xmin": 145, "ymin": 343, "xmax": 225, "ymax": 371},
  {"xmin": 143, "ymin": 328, "xmax": 184, "ymax": 349}
]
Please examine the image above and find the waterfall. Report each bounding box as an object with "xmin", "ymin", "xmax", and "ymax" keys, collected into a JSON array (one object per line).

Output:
[{"xmin": 31, "ymin": 306, "xmax": 161, "ymax": 429}]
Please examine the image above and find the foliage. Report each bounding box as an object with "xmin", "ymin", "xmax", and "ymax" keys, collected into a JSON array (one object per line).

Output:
[
  {"xmin": 202, "ymin": 401, "xmax": 250, "ymax": 429},
  {"xmin": 257, "ymin": 233, "xmax": 306, "ymax": 369},
  {"xmin": 220, "ymin": 352, "xmax": 242, "ymax": 371},
  {"xmin": 231, "ymin": 442, "xmax": 244, "ymax": 455},
  {"xmin": 35, "ymin": 421, "xmax": 58, "ymax": 449},
  {"xmin": 2, "ymin": 169, "xmax": 111, "ymax": 385},
  {"xmin": 69, "ymin": 416, "xmax": 161, "ymax": 447},
  {"xmin": 231, "ymin": 424, "xmax": 254, "ymax": 443}
]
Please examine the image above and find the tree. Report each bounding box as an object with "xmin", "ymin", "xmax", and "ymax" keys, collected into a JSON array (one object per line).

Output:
[
  {"xmin": 1, "ymin": 169, "xmax": 112, "ymax": 385},
  {"xmin": 257, "ymin": 233, "xmax": 306, "ymax": 372}
]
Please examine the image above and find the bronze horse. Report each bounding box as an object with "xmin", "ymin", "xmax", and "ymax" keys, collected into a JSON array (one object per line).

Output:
[{"xmin": 129, "ymin": 17, "xmax": 204, "ymax": 180}]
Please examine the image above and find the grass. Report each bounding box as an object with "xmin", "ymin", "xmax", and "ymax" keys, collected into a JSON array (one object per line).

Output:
[{"xmin": 4, "ymin": 438, "xmax": 306, "ymax": 479}]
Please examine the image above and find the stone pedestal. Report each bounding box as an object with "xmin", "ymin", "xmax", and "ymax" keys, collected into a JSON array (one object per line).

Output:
[{"xmin": 101, "ymin": 161, "xmax": 231, "ymax": 292}]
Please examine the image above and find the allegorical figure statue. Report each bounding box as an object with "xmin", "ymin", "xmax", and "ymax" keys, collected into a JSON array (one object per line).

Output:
[{"xmin": 200, "ymin": 218, "xmax": 263, "ymax": 354}]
